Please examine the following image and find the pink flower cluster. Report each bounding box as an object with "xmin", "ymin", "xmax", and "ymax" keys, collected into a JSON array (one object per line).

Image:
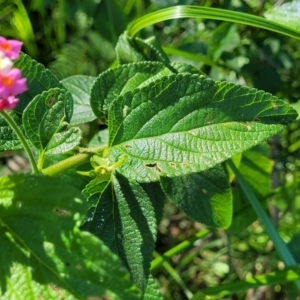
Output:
[{"xmin": 0, "ymin": 37, "xmax": 27, "ymax": 110}]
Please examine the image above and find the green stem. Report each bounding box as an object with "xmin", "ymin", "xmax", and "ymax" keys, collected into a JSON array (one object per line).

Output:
[
  {"xmin": 37, "ymin": 149, "xmax": 46, "ymax": 171},
  {"xmin": 227, "ymin": 159, "xmax": 300, "ymax": 293},
  {"xmin": 153, "ymin": 251, "xmax": 194, "ymax": 299},
  {"xmin": 42, "ymin": 145, "xmax": 107, "ymax": 176},
  {"xmin": 0, "ymin": 111, "xmax": 39, "ymax": 174},
  {"xmin": 201, "ymin": 267, "xmax": 300, "ymax": 298},
  {"xmin": 151, "ymin": 228, "xmax": 211, "ymax": 271}
]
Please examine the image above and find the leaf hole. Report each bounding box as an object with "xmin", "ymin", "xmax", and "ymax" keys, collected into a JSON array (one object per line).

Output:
[
  {"xmin": 46, "ymin": 94, "xmax": 57, "ymax": 107},
  {"xmin": 65, "ymin": 261, "xmax": 70, "ymax": 267},
  {"xmin": 231, "ymin": 180, "xmax": 238, "ymax": 188},
  {"xmin": 188, "ymin": 130, "xmax": 197, "ymax": 136},
  {"xmin": 254, "ymin": 118, "xmax": 261, "ymax": 122},
  {"xmin": 145, "ymin": 162, "xmax": 162, "ymax": 173},
  {"xmin": 271, "ymin": 101, "xmax": 278, "ymax": 110},
  {"xmin": 124, "ymin": 144, "xmax": 132, "ymax": 149},
  {"xmin": 145, "ymin": 163, "xmax": 156, "ymax": 168},
  {"xmin": 15, "ymin": 201, "xmax": 22, "ymax": 208},
  {"xmin": 244, "ymin": 124, "xmax": 252, "ymax": 131}
]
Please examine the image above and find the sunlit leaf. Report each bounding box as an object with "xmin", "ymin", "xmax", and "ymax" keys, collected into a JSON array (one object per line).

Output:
[{"xmin": 108, "ymin": 73, "xmax": 296, "ymax": 182}]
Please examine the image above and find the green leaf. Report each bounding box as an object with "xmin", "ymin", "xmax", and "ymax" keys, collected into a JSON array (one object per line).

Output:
[
  {"xmin": 0, "ymin": 174, "xmax": 141, "ymax": 299},
  {"xmin": 170, "ymin": 61, "xmax": 206, "ymax": 75},
  {"xmin": 143, "ymin": 275, "xmax": 164, "ymax": 300},
  {"xmin": 116, "ymin": 33, "xmax": 170, "ymax": 65},
  {"xmin": 108, "ymin": 73, "xmax": 297, "ymax": 182},
  {"xmin": 161, "ymin": 165, "xmax": 232, "ymax": 228},
  {"xmin": 61, "ymin": 75, "xmax": 97, "ymax": 125},
  {"xmin": 112, "ymin": 174, "xmax": 164, "ymax": 292},
  {"xmin": 45, "ymin": 127, "xmax": 82, "ymax": 155},
  {"xmin": 93, "ymin": 0, "xmax": 127, "ymax": 44},
  {"xmin": 81, "ymin": 174, "xmax": 165, "ymax": 293},
  {"xmin": 208, "ymin": 23, "xmax": 240, "ymax": 61},
  {"xmin": 81, "ymin": 181, "xmax": 118, "ymax": 253},
  {"xmin": 14, "ymin": 53, "xmax": 73, "ymax": 120},
  {"xmin": 22, "ymin": 88, "xmax": 80, "ymax": 153},
  {"xmin": 265, "ymin": 0, "xmax": 300, "ymax": 31},
  {"xmin": 90, "ymin": 61, "xmax": 173, "ymax": 123}
]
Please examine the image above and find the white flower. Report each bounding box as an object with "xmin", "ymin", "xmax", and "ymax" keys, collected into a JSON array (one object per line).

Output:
[{"xmin": 0, "ymin": 52, "xmax": 13, "ymax": 74}]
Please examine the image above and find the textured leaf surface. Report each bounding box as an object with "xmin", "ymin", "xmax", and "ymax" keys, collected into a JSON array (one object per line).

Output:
[
  {"xmin": 0, "ymin": 175, "xmax": 141, "ymax": 300},
  {"xmin": 143, "ymin": 275, "xmax": 164, "ymax": 300},
  {"xmin": 161, "ymin": 165, "xmax": 232, "ymax": 228},
  {"xmin": 46, "ymin": 127, "xmax": 82, "ymax": 155},
  {"xmin": 108, "ymin": 74, "xmax": 297, "ymax": 182},
  {"xmin": 14, "ymin": 53, "xmax": 73, "ymax": 120},
  {"xmin": 90, "ymin": 61, "xmax": 173, "ymax": 123},
  {"xmin": 81, "ymin": 175, "xmax": 165, "ymax": 293},
  {"xmin": 113, "ymin": 174, "xmax": 158, "ymax": 292},
  {"xmin": 22, "ymin": 88, "xmax": 80, "ymax": 153},
  {"xmin": 81, "ymin": 181, "xmax": 117, "ymax": 251},
  {"xmin": 116, "ymin": 33, "xmax": 170, "ymax": 65},
  {"xmin": 61, "ymin": 75, "xmax": 97, "ymax": 125}
]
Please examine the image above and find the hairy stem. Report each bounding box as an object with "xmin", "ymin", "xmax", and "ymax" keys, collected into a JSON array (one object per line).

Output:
[
  {"xmin": 0, "ymin": 111, "xmax": 39, "ymax": 174},
  {"xmin": 42, "ymin": 145, "xmax": 108, "ymax": 176}
]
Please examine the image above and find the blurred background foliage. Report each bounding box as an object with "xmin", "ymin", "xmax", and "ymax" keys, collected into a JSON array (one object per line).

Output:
[{"xmin": 1, "ymin": 0, "xmax": 300, "ymax": 299}]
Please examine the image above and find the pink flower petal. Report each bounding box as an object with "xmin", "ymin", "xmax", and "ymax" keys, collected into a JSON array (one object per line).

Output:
[
  {"xmin": 0, "ymin": 37, "xmax": 23, "ymax": 60},
  {"xmin": 0, "ymin": 86, "xmax": 10, "ymax": 99},
  {"xmin": 7, "ymin": 68, "xmax": 22, "ymax": 79},
  {"xmin": 0, "ymin": 96, "xmax": 19, "ymax": 110},
  {"xmin": 6, "ymin": 96, "xmax": 19, "ymax": 109},
  {"xmin": 11, "ymin": 78, "xmax": 27, "ymax": 95}
]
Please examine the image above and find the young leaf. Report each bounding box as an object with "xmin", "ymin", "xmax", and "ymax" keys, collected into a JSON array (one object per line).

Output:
[
  {"xmin": 45, "ymin": 127, "xmax": 82, "ymax": 155},
  {"xmin": 116, "ymin": 33, "xmax": 170, "ymax": 65},
  {"xmin": 0, "ymin": 174, "xmax": 141, "ymax": 300},
  {"xmin": 108, "ymin": 73, "xmax": 297, "ymax": 182},
  {"xmin": 61, "ymin": 75, "xmax": 97, "ymax": 125},
  {"xmin": 22, "ymin": 88, "xmax": 81, "ymax": 154},
  {"xmin": 170, "ymin": 61, "xmax": 206, "ymax": 75},
  {"xmin": 161, "ymin": 165, "xmax": 232, "ymax": 228},
  {"xmin": 14, "ymin": 53, "xmax": 73, "ymax": 120},
  {"xmin": 90, "ymin": 61, "xmax": 173, "ymax": 123}
]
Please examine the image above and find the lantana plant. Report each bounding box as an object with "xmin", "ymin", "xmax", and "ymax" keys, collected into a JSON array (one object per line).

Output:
[{"xmin": 1, "ymin": 3, "xmax": 300, "ymax": 297}]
